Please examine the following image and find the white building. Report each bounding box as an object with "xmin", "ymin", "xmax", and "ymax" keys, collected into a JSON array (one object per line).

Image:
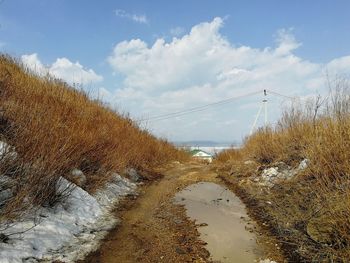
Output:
[{"xmin": 190, "ymin": 149, "xmax": 213, "ymax": 163}]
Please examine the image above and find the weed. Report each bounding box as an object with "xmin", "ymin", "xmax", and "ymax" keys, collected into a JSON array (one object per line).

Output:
[{"xmin": 0, "ymin": 54, "xmax": 188, "ymax": 219}]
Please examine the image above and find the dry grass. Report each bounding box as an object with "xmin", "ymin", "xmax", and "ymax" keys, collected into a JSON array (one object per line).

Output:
[
  {"xmin": 216, "ymin": 78, "xmax": 350, "ymax": 261},
  {"xmin": 0, "ymin": 55, "xmax": 187, "ymax": 219}
]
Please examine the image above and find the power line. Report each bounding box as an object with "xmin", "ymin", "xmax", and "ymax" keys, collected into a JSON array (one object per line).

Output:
[
  {"xmin": 141, "ymin": 90, "xmax": 263, "ymax": 122},
  {"xmin": 139, "ymin": 89, "xmax": 301, "ymax": 122},
  {"xmin": 268, "ymin": 90, "xmax": 296, "ymax": 100}
]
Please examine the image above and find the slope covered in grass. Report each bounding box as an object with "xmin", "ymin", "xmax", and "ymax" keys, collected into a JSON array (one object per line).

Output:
[
  {"xmin": 0, "ymin": 55, "xmax": 187, "ymax": 219},
  {"xmin": 215, "ymin": 79, "xmax": 350, "ymax": 261}
]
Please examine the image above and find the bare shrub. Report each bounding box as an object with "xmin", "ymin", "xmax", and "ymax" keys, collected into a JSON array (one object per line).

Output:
[
  {"xmin": 216, "ymin": 76, "xmax": 350, "ymax": 260},
  {"xmin": 0, "ymin": 54, "xmax": 188, "ymax": 219}
]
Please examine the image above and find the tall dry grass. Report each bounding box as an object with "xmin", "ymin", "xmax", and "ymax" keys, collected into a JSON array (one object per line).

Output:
[
  {"xmin": 216, "ymin": 77, "xmax": 350, "ymax": 261},
  {"xmin": 0, "ymin": 55, "xmax": 187, "ymax": 219}
]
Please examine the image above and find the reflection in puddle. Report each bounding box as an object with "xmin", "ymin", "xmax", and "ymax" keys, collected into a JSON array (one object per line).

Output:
[{"xmin": 175, "ymin": 182, "xmax": 262, "ymax": 263}]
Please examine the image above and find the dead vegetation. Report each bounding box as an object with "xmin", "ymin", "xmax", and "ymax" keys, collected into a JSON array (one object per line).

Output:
[
  {"xmin": 0, "ymin": 54, "xmax": 187, "ymax": 220},
  {"xmin": 215, "ymin": 77, "xmax": 350, "ymax": 262}
]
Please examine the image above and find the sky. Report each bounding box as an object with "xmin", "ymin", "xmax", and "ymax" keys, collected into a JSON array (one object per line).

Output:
[{"xmin": 1, "ymin": 0, "xmax": 350, "ymax": 143}]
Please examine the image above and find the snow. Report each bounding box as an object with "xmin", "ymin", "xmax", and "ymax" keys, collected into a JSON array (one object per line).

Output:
[
  {"xmin": 0, "ymin": 141, "xmax": 17, "ymax": 160},
  {"xmin": 0, "ymin": 174, "xmax": 136, "ymax": 263},
  {"xmin": 0, "ymin": 141, "xmax": 9, "ymax": 156},
  {"xmin": 262, "ymin": 167, "xmax": 279, "ymax": 179},
  {"xmin": 298, "ymin": 159, "xmax": 309, "ymax": 170},
  {"xmin": 258, "ymin": 159, "xmax": 309, "ymax": 187}
]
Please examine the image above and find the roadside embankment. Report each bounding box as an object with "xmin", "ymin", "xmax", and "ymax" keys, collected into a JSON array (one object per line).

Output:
[
  {"xmin": 215, "ymin": 79, "xmax": 350, "ymax": 262},
  {"xmin": 0, "ymin": 55, "xmax": 187, "ymax": 262}
]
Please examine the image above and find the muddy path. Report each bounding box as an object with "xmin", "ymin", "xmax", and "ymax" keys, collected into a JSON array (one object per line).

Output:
[{"xmin": 81, "ymin": 162, "xmax": 265, "ymax": 263}]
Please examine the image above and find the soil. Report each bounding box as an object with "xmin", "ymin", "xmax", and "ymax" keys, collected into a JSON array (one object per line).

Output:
[{"xmin": 80, "ymin": 162, "xmax": 220, "ymax": 263}]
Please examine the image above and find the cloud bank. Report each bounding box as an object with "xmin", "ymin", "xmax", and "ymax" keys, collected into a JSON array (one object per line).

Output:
[
  {"xmin": 21, "ymin": 53, "xmax": 103, "ymax": 85},
  {"xmin": 105, "ymin": 17, "xmax": 350, "ymax": 141}
]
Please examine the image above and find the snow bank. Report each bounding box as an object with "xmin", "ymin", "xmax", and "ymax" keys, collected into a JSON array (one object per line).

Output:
[
  {"xmin": 0, "ymin": 173, "xmax": 136, "ymax": 263},
  {"xmin": 256, "ymin": 159, "xmax": 309, "ymax": 187}
]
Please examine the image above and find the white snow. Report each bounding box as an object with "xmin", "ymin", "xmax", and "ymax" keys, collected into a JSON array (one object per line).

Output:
[
  {"xmin": 0, "ymin": 141, "xmax": 17, "ymax": 160},
  {"xmin": 298, "ymin": 159, "xmax": 309, "ymax": 170},
  {"xmin": 0, "ymin": 174, "xmax": 136, "ymax": 263},
  {"xmin": 262, "ymin": 167, "xmax": 279, "ymax": 179},
  {"xmin": 0, "ymin": 141, "xmax": 10, "ymax": 157},
  {"xmin": 258, "ymin": 159, "xmax": 309, "ymax": 187}
]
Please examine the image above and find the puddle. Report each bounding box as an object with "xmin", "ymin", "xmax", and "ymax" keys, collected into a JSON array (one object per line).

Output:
[{"xmin": 175, "ymin": 182, "xmax": 262, "ymax": 263}]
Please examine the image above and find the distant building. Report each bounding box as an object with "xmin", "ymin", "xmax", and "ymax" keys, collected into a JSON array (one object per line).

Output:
[{"xmin": 190, "ymin": 149, "xmax": 213, "ymax": 163}]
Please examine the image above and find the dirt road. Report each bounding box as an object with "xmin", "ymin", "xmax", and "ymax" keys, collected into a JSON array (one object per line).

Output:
[{"xmin": 81, "ymin": 162, "xmax": 220, "ymax": 263}]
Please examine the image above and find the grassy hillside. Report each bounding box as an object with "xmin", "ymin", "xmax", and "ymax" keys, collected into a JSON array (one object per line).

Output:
[
  {"xmin": 0, "ymin": 55, "xmax": 187, "ymax": 218},
  {"xmin": 216, "ymin": 78, "xmax": 350, "ymax": 261}
]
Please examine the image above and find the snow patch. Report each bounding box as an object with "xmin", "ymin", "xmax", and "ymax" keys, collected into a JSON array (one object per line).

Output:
[
  {"xmin": 262, "ymin": 167, "xmax": 279, "ymax": 179},
  {"xmin": 298, "ymin": 159, "xmax": 309, "ymax": 170},
  {"xmin": 0, "ymin": 141, "xmax": 17, "ymax": 160},
  {"xmin": 0, "ymin": 174, "xmax": 136, "ymax": 263},
  {"xmin": 258, "ymin": 159, "xmax": 309, "ymax": 187}
]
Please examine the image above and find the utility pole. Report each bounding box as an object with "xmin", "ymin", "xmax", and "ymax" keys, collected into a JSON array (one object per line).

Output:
[
  {"xmin": 250, "ymin": 89, "xmax": 268, "ymax": 135},
  {"xmin": 263, "ymin": 89, "xmax": 267, "ymax": 126}
]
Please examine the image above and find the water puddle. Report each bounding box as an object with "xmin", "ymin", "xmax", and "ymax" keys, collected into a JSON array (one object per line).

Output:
[{"xmin": 175, "ymin": 182, "xmax": 262, "ymax": 263}]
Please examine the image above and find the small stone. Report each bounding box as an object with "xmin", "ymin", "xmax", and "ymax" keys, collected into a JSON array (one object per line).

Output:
[{"xmin": 175, "ymin": 247, "xmax": 186, "ymax": 254}]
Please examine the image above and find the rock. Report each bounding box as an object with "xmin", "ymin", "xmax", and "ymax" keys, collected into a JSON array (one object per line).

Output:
[
  {"xmin": 298, "ymin": 159, "xmax": 309, "ymax": 170},
  {"xmin": 244, "ymin": 160, "xmax": 255, "ymax": 165},
  {"xmin": 278, "ymin": 169, "xmax": 297, "ymax": 180},
  {"xmin": 261, "ymin": 167, "xmax": 279, "ymax": 180},
  {"xmin": 0, "ymin": 189, "xmax": 12, "ymax": 204},
  {"xmin": 0, "ymin": 175, "xmax": 13, "ymax": 189},
  {"xmin": 275, "ymin": 161, "xmax": 290, "ymax": 170},
  {"xmin": 173, "ymin": 218, "xmax": 183, "ymax": 225},
  {"xmin": 175, "ymin": 247, "xmax": 186, "ymax": 254},
  {"xmin": 259, "ymin": 163, "xmax": 300, "ymax": 187},
  {"xmin": 125, "ymin": 168, "xmax": 141, "ymax": 182},
  {"xmin": 71, "ymin": 168, "xmax": 87, "ymax": 187}
]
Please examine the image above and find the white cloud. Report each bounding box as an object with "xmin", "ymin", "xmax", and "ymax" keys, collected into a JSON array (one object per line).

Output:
[
  {"xmin": 326, "ymin": 56, "xmax": 350, "ymax": 75},
  {"xmin": 274, "ymin": 28, "xmax": 302, "ymax": 56},
  {"xmin": 21, "ymin": 53, "xmax": 46, "ymax": 74},
  {"xmin": 115, "ymin": 9, "xmax": 148, "ymax": 24},
  {"xmin": 21, "ymin": 54, "xmax": 103, "ymax": 85},
  {"xmin": 170, "ymin": 26, "xmax": 185, "ymax": 37},
  {"xmin": 106, "ymin": 17, "xmax": 350, "ymax": 141}
]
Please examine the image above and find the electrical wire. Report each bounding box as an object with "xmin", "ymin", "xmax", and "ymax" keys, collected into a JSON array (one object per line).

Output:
[
  {"xmin": 141, "ymin": 90, "xmax": 263, "ymax": 122},
  {"xmin": 268, "ymin": 90, "xmax": 296, "ymax": 100},
  {"xmin": 138, "ymin": 89, "xmax": 304, "ymax": 122}
]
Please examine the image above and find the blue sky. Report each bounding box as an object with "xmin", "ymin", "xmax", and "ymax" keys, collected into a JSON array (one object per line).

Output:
[{"xmin": 1, "ymin": 0, "xmax": 350, "ymax": 142}]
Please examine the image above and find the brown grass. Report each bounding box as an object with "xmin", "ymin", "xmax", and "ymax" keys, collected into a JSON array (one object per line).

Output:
[
  {"xmin": 0, "ymin": 55, "xmax": 187, "ymax": 219},
  {"xmin": 216, "ymin": 77, "xmax": 350, "ymax": 261}
]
